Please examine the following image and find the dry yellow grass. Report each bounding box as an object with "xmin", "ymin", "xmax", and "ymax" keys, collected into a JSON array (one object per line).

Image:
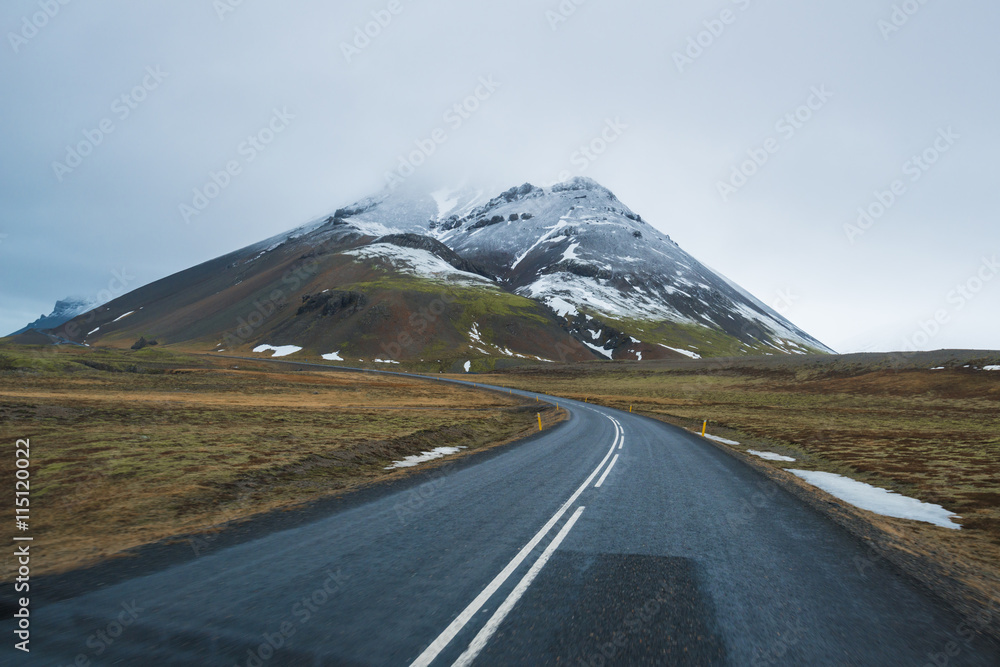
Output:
[{"xmin": 0, "ymin": 348, "xmax": 561, "ymax": 576}]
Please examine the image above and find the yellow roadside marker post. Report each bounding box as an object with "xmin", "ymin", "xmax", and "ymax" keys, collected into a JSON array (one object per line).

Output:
[
  {"xmin": 537, "ymin": 413, "xmax": 542, "ymax": 431},
  {"xmin": 629, "ymin": 405, "xmax": 632, "ymax": 413},
  {"xmin": 702, "ymin": 420, "xmax": 707, "ymax": 437}
]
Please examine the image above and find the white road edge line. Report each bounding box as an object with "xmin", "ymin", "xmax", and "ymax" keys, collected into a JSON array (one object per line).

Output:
[
  {"xmin": 408, "ymin": 423, "xmax": 619, "ymax": 667},
  {"xmin": 618, "ymin": 435, "xmax": 624, "ymax": 450},
  {"xmin": 451, "ymin": 506, "xmax": 587, "ymax": 667},
  {"xmin": 594, "ymin": 454, "xmax": 620, "ymax": 488}
]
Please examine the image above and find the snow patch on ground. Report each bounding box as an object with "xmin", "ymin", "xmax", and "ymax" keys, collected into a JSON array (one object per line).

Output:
[
  {"xmin": 704, "ymin": 434, "xmax": 740, "ymax": 445},
  {"xmin": 469, "ymin": 323, "xmax": 483, "ymax": 343},
  {"xmin": 253, "ymin": 344, "xmax": 302, "ymax": 357},
  {"xmin": 561, "ymin": 242, "xmax": 581, "ymax": 262},
  {"xmin": 112, "ymin": 310, "xmax": 136, "ymax": 323},
  {"xmin": 748, "ymin": 450, "xmax": 796, "ymax": 462},
  {"xmin": 984, "ymin": 365, "xmax": 1000, "ymax": 371},
  {"xmin": 322, "ymin": 352, "xmax": 344, "ymax": 361},
  {"xmin": 582, "ymin": 341, "xmax": 612, "ymax": 359},
  {"xmin": 463, "ymin": 361, "xmax": 471, "ymax": 372},
  {"xmin": 659, "ymin": 344, "xmax": 702, "ymax": 360},
  {"xmin": 87, "ymin": 327, "xmax": 100, "ymax": 336},
  {"xmin": 788, "ymin": 470, "xmax": 962, "ymax": 529},
  {"xmin": 385, "ymin": 446, "xmax": 467, "ymax": 469},
  {"xmin": 374, "ymin": 358, "xmax": 400, "ymax": 364}
]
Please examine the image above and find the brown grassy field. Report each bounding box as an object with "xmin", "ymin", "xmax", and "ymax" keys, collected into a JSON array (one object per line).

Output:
[
  {"xmin": 467, "ymin": 351, "xmax": 1000, "ymax": 619},
  {"xmin": 0, "ymin": 345, "xmax": 561, "ymax": 577},
  {"xmin": 3, "ymin": 341, "xmax": 997, "ymax": 630}
]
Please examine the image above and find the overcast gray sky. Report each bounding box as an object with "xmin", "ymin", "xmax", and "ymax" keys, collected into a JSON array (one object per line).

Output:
[{"xmin": 2, "ymin": 0, "xmax": 997, "ymax": 352}]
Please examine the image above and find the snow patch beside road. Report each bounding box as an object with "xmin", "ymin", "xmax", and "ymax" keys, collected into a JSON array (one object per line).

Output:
[
  {"xmin": 253, "ymin": 344, "xmax": 302, "ymax": 357},
  {"xmin": 789, "ymin": 470, "xmax": 961, "ymax": 529},
  {"xmin": 748, "ymin": 450, "xmax": 795, "ymax": 462},
  {"xmin": 704, "ymin": 434, "xmax": 740, "ymax": 445},
  {"xmin": 385, "ymin": 446, "xmax": 467, "ymax": 469}
]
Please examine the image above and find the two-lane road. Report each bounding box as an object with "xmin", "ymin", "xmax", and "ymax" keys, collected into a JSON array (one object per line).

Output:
[{"xmin": 8, "ymin": 377, "xmax": 1000, "ymax": 665}]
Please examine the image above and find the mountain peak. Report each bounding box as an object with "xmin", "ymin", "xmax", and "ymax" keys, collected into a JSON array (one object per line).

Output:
[
  {"xmin": 8, "ymin": 294, "xmax": 103, "ymax": 336},
  {"xmin": 550, "ymin": 176, "xmax": 614, "ymax": 196},
  {"xmin": 52, "ymin": 176, "xmax": 834, "ymax": 363}
]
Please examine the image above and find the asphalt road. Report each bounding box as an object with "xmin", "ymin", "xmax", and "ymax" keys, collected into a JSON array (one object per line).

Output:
[{"xmin": 6, "ymin": 373, "xmax": 1000, "ymax": 666}]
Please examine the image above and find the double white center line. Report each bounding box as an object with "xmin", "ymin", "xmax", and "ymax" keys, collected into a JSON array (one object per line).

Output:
[
  {"xmin": 452, "ymin": 505, "xmax": 585, "ymax": 666},
  {"xmin": 410, "ymin": 413, "xmax": 623, "ymax": 666},
  {"xmin": 595, "ymin": 417, "xmax": 622, "ymax": 488}
]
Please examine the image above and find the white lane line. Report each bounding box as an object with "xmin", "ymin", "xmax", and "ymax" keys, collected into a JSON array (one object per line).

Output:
[
  {"xmin": 409, "ymin": 434, "xmax": 618, "ymax": 666},
  {"xmin": 594, "ymin": 416, "xmax": 622, "ymax": 486},
  {"xmin": 594, "ymin": 454, "xmax": 620, "ymax": 488},
  {"xmin": 452, "ymin": 506, "xmax": 586, "ymax": 667}
]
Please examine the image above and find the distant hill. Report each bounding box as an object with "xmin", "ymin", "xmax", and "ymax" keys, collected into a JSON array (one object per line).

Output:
[{"xmin": 9, "ymin": 296, "xmax": 103, "ymax": 336}]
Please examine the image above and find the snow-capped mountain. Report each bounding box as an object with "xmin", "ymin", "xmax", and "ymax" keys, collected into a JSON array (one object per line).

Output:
[
  {"xmin": 9, "ymin": 296, "xmax": 104, "ymax": 336},
  {"xmin": 46, "ymin": 178, "xmax": 832, "ymax": 367},
  {"xmin": 327, "ymin": 178, "xmax": 833, "ymax": 358}
]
